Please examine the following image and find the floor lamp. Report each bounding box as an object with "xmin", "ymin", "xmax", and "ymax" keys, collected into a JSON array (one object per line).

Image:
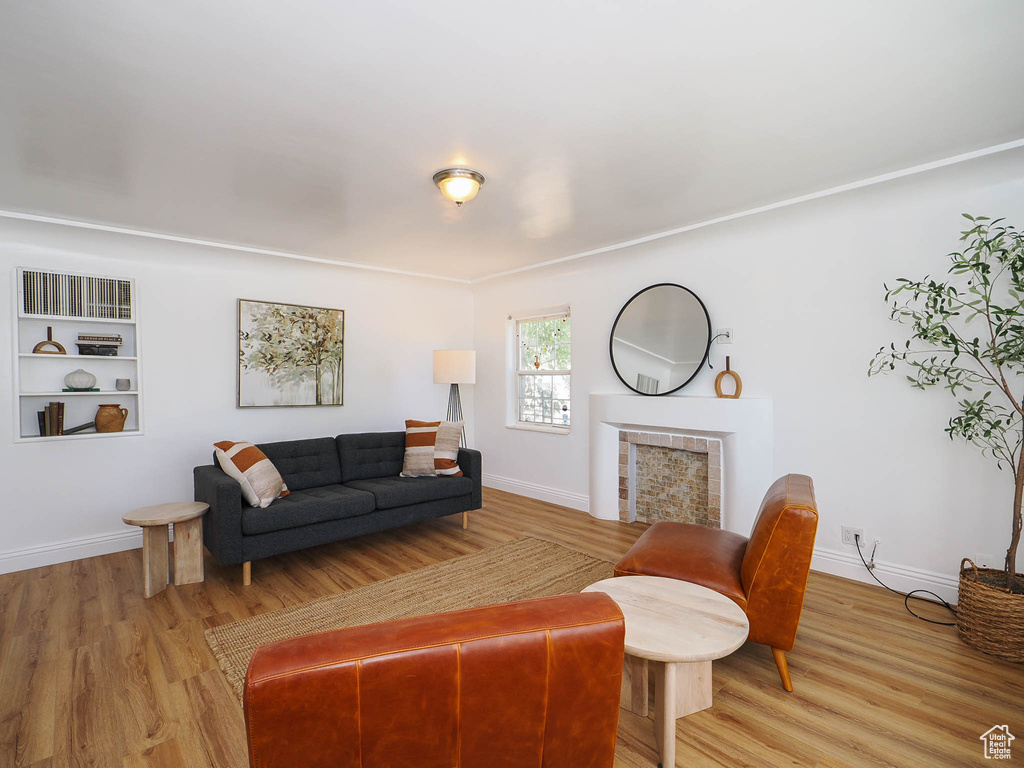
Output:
[{"xmin": 433, "ymin": 349, "xmax": 475, "ymax": 447}]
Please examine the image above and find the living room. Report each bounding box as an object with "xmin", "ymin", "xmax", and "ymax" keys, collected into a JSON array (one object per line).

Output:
[{"xmin": 2, "ymin": 2, "xmax": 1023, "ymax": 767}]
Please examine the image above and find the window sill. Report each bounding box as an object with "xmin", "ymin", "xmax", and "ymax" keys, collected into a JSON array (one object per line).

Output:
[{"xmin": 506, "ymin": 423, "xmax": 571, "ymax": 436}]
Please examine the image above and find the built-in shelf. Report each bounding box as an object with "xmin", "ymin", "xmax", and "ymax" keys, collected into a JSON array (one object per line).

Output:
[
  {"xmin": 18, "ymin": 353, "xmax": 138, "ymax": 360},
  {"xmin": 13, "ymin": 267, "xmax": 143, "ymax": 442},
  {"xmin": 20, "ymin": 391, "xmax": 139, "ymax": 397},
  {"xmin": 19, "ymin": 429, "xmax": 143, "ymax": 443}
]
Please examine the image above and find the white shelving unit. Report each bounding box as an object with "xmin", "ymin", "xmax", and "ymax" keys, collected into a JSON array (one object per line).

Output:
[{"xmin": 12, "ymin": 268, "xmax": 144, "ymax": 442}]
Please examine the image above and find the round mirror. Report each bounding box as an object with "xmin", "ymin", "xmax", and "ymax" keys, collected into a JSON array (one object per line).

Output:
[{"xmin": 609, "ymin": 283, "xmax": 711, "ymax": 396}]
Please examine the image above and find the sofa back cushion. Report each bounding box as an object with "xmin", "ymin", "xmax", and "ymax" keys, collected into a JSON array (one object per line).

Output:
[
  {"xmin": 336, "ymin": 432, "xmax": 405, "ymax": 482},
  {"xmin": 256, "ymin": 438, "xmax": 342, "ymax": 492}
]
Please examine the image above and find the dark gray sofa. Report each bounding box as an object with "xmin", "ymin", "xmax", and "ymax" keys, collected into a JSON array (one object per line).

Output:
[{"xmin": 194, "ymin": 431, "xmax": 482, "ymax": 582}]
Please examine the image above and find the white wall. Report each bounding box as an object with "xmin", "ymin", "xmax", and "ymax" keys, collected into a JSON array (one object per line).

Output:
[
  {"xmin": 0, "ymin": 217, "xmax": 474, "ymax": 572},
  {"xmin": 472, "ymin": 147, "xmax": 1024, "ymax": 601}
]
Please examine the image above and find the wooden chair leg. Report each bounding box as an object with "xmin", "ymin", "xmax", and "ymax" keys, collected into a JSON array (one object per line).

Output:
[
  {"xmin": 242, "ymin": 561, "xmax": 251, "ymax": 587},
  {"xmin": 772, "ymin": 647, "xmax": 793, "ymax": 692},
  {"xmin": 462, "ymin": 511, "xmax": 469, "ymax": 530}
]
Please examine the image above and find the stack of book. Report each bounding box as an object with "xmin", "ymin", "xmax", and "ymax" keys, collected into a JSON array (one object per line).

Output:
[
  {"xmin": 76, "ymin": 333, "xmax": 123, "ymax": 356},
  {"xmin": 38, "ymin": 401, "xmax": 65, "ymax": 436}
]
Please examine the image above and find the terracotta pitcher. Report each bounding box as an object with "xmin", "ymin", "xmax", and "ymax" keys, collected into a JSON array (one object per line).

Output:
[{"xmin": 96, "ymin": 404, "xmax": 129, "ymax": 433}]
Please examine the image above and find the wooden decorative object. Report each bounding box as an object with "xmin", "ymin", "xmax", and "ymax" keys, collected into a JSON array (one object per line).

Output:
[
  {"xmin": 32, "ymin": 326, "xmax": 67, "ymax": 355},
  {"xmin": 96, "ymin": 404, "xmax": 129, "ymax": 432},
  {"xmin": 714, "ymin": 356, "xmax": 743, "ymax": 398}
]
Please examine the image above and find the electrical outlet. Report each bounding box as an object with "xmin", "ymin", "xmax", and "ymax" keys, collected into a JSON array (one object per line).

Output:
[
  {"xmin": 716, "ymin": 328, "xmax": 733, "ymax": 344},
  {"xmin": 975, "ymin": 552, "xmax": 997, "ymax": 568},
  {"xmin": 841, "ymin": 526, "xmax": 864, "ymax": 546}
]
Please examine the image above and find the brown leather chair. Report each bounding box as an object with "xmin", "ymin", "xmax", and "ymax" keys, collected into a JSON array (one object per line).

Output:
[
  {"xmin": 614, "ymin": 474, "xmax": 818, "ymax": 692},
  {"xmin": 244, "ymin": 592, "xmax": 625, "ymax": 768}
]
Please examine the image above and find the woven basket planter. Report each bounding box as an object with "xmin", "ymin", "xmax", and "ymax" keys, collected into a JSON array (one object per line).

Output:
[{"xmin": 957, "ymin": 558, "xmax": 1024, "ymax": 662}]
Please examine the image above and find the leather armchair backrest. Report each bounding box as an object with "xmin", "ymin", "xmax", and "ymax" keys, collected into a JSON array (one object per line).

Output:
[
  {"xmin": 244, "ymin": 592, "xmax": 625, "ymax": 768},
  {"xmin": 739, "ymin": 474, "xmax": 819, "ymax": 650}
]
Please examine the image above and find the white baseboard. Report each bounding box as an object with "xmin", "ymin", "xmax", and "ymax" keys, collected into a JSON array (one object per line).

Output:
[
  {"xmin": 0, "ymin": 528, "xmax": 142, "ymax": 575},
  {"xmin": 811, "ymin": 546, "xmax": 959, "ymax": 605},
  {"xmin": 482, "ymin": 473, "xmax": 590, "ymax": 512},
  {"xmin": 481, "ymin": 478, "xmax": 960, "ymax": 604}
]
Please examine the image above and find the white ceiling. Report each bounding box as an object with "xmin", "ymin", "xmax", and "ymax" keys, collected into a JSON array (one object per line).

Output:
[{"xmin": 2, "ymin": 1, "xmax": 1023, "ymax": 281}]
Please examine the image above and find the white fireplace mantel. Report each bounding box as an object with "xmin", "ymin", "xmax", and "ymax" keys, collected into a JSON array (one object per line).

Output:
[{"xmin": 589, "ymin": 394, "xmax": 773, "ymax": 534}]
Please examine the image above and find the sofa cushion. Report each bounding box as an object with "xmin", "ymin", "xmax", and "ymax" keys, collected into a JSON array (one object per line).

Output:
[
  {"xmin": 242, "ymin": 484, "xmax": 375, "ymax": 535},
  {"xmin": 337, "ymin": 432, "xmax": 405, "ymax": 482},
  {"xmin": 613, "ymin": 521, "xmax": 750, "ymax": 610},
  {"xmin": 344, "ymin": 476, "xmax": 474, "ymax": 510},
  {"xmin": 258, "ymin": 438, "xmax": 342, "ymax": 491}
]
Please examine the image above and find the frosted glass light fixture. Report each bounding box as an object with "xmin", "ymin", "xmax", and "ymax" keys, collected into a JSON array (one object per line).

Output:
[{"xmin": 433, "ymin": 167, "xmax": 485, "ymax": 207}]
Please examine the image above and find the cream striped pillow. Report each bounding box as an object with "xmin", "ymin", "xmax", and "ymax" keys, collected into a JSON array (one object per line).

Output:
[
  {"xmin": 401, "ymin": 420, "xmax": 441, "ymax": 477},
  {"xmin": 434, "ymin": 421, "xmax": 463, "ymax": 477},
  {"xmin": 214, "ymin": 440, "xmax": 289, "ymax": 508}
]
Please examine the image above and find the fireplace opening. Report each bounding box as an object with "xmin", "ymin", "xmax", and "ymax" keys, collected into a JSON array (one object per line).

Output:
[{"xmin": 618, "ymin": 431, "xmax": 721, "ymax": 527}]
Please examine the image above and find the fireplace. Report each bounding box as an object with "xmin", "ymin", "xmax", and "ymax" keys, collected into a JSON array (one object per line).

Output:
[
  {"xmin": 618, "ymin": 431, "xmax": 722, "ymax": 525},
  {"xmin": 590, "ymin": 394, "xmax": 773, "ymax": 534}
]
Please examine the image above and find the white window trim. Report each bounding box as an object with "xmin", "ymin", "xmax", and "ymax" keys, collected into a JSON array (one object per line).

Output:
[{"xmin": 508, "ymin": 311, "xmax": 572, "ymax": 433}]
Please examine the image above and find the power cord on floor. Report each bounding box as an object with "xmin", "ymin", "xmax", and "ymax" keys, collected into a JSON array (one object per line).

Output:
[{"xmin": 853, "ymin": 533, "xmax": 957, "ymax": 626}]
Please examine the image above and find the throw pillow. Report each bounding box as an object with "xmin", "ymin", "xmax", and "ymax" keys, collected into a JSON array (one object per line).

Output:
[
  {"xmin": 214, "ymin": 440, "xmax": 290, "ymax": 508},
  {"xmin": 401, "ymin": 420, "xmax": 441, "ymax": 477},
  {"xmin": 434, "ymin": 420, "xmax": 463, "ymax": 477}
]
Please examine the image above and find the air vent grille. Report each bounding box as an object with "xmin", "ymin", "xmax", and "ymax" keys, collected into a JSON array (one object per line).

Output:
[{"xmin": 21, "ymin": 269, "xmax": 133, "ymax": 320}]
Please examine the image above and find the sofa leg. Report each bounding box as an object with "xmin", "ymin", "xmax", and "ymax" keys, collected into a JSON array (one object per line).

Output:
[
  {"xmin": 242, "ymin": 561, "xmax": 251, "ymax": 587},
  {"xmin": 771, "ymin": 647, "xmax": 793, "ymax": 692},
  {"xmin": 462, "ymin": 511, "xmax": 469, "ymax": 530}
]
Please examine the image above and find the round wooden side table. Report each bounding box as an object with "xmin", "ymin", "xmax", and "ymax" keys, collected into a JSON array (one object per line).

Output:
[
  {"xmin": 122, "ymin": 502, "xmax": 209, "ymax": 598},
  {"xmin": 583, "ymin": 575, "xmax": 749, "ymax": 768}
]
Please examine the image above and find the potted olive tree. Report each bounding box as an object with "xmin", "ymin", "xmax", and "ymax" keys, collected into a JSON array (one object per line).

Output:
[{"xmin": 869, "ymin": 214, "xmax": 1023, "ymax": 662}]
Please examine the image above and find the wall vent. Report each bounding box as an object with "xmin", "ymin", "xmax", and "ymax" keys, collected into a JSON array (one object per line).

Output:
[{"xmin": 20, "ymin": 269, "xmax": 133, "ymax": 320}]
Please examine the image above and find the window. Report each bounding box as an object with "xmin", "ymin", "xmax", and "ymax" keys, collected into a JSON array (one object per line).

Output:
[{"xmin": 515, "ymin": 313, "xmax": 571, "ymax": 428}]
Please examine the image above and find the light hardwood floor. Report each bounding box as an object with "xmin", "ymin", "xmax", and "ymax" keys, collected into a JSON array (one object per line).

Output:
[{"xmin": 1, "ymin": 487, "xmax": 1021, "ymax": 767}]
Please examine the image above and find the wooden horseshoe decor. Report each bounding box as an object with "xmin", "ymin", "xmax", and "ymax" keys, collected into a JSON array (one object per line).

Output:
[
  {"xmin": 714, "ymin": 356, "xmax": 742, "ymax": 399},
  {"xmin": 32, "ymin": 326, "xmax": 67, "ymax": 355}
]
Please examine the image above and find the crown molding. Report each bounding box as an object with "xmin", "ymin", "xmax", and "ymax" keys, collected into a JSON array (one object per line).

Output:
[
  {"xmin": 0, "ymin": 210, "xmax": 472, "ymax": 284},
  {"xmin": 471, "ymin": 136, "xmax": 1024, "ymax": 284}
]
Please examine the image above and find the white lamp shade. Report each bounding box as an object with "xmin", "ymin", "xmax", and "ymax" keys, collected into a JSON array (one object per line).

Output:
[{"xmin": 434, "ymin": 349, "xmax": 476, "ymax": 384}]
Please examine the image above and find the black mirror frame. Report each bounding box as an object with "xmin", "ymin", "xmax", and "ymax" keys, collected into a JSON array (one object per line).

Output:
[{"xmin": 609, "ymin": 282, "xmax": 712, "ymax": 396}]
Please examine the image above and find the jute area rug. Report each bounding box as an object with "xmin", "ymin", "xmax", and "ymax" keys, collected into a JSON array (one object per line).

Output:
[{"xmin": 205, "ymin": 537, "xmax": 614, "ymax": 699}]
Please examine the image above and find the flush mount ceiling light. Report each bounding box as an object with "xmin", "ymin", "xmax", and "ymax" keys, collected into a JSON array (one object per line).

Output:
[{"xmin": 433, "ymin": 167, "xmax": 485, "ymax": 207}]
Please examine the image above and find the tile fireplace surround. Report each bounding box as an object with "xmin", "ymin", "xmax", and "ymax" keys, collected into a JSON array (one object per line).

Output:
[
  {"xmin": 589, "ymin": 394, "xmax": 773, "ymax": 534},
  {"xmin": 619, "ymin": 431, "xmax": 722, "ymax": 525}
]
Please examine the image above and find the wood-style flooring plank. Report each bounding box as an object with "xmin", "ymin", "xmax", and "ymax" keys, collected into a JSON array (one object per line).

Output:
[
  {"xmin": 169, "ymin": 670, "xmax": 248, "ymax": 767},
  {"xmin": 0, "ymin": 631, "xmax": 58, "ymax": 766},
  {"xmin": 121, "ymin": 737, "xmax": 189, "ymax": 768}
]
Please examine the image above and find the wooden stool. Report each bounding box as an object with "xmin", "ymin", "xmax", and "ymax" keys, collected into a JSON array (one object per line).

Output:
[{"xmin": 122, "ymin": 502, "xmax": 209, "ymax": 598}]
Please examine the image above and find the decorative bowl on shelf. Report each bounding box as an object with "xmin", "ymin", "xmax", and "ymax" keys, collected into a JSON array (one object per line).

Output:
[{"xmin": 64, "ymin": 369, "xmax": 98, "ymax": 391}]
